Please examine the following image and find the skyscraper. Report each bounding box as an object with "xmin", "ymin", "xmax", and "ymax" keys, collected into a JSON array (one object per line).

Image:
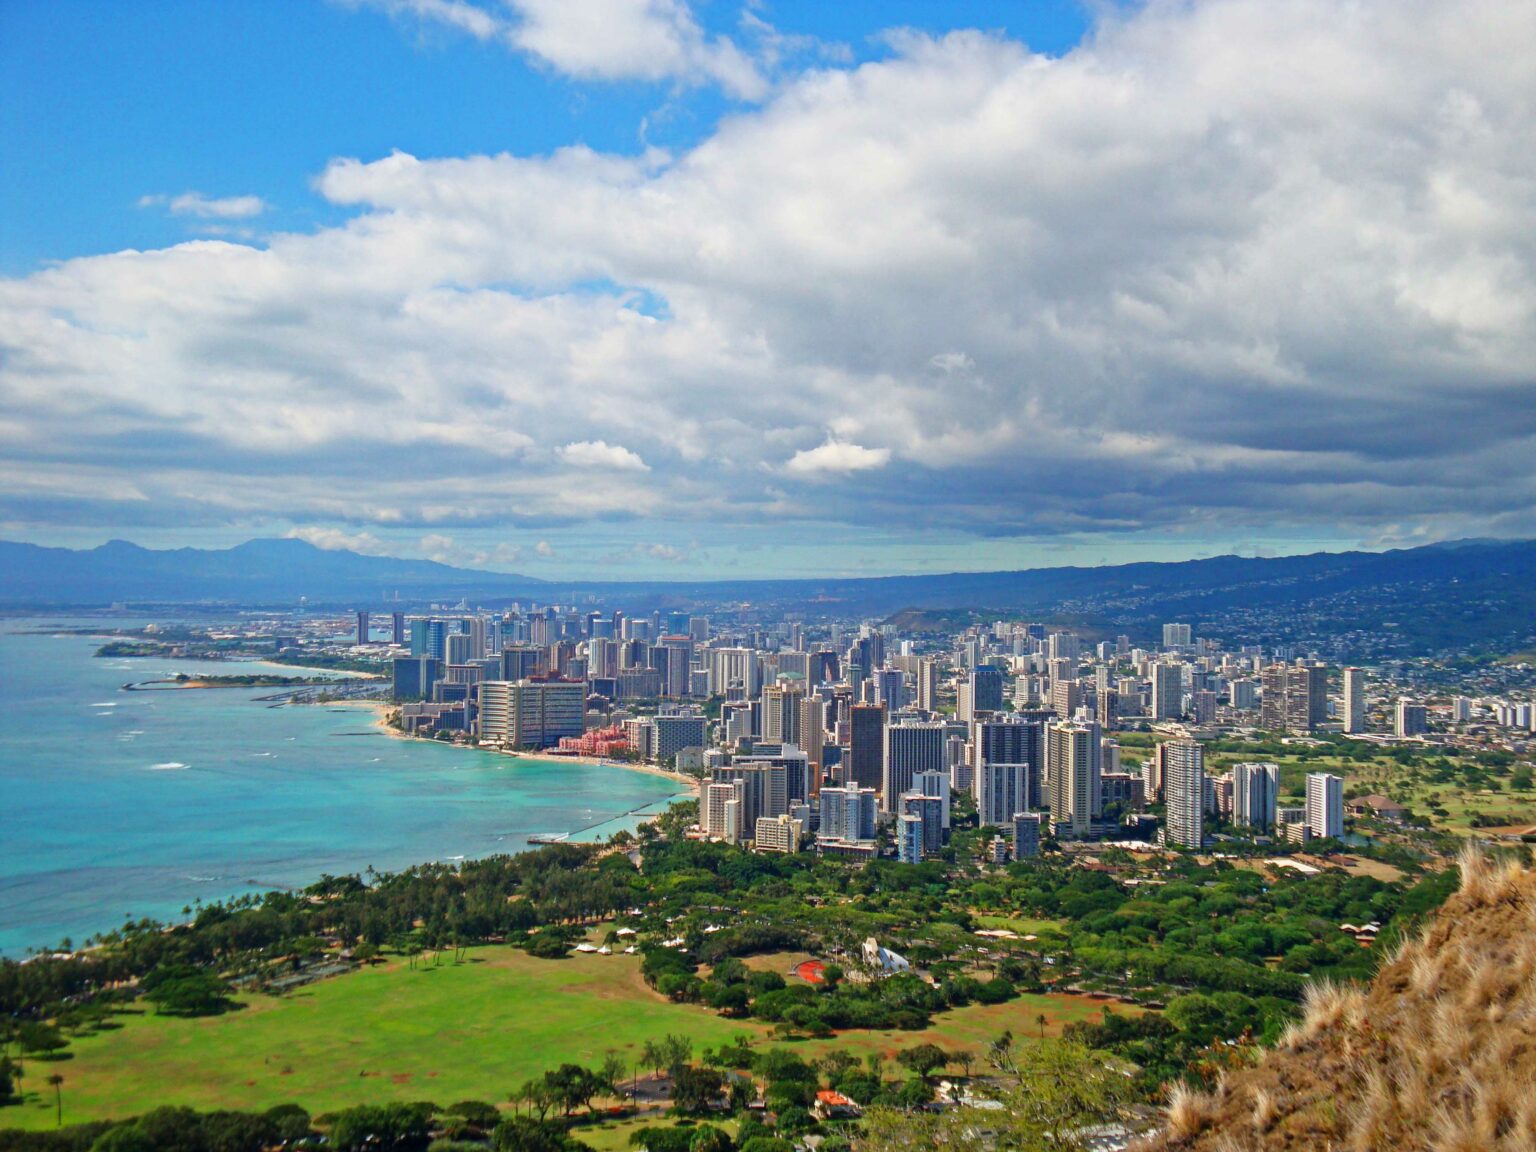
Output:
[
  {"xmin": 1342, "ymin": 668, "xmax": 1366, "ymax": 734},
  {"xmin": 959, "ymin": 665, "xmax": 1005, "ymax": 721},
  {"xmin": 654, "ymin": 635, "xmax": 694, "ymax": 698},
  {"xmin": 1305, "ymin": 772, "xmax": 1344, "ymax": 839},
  {"xmin": 1047, "ymin": 721, "xmax": 1102, "ymax": 837},
  {"xmin": 1162, "ymin": 738, "xmax": 1205, "ymax": 849},
  {"xmin": 883, "ymin": 722, "xmax": 947, "ymax": 812},
  {"xmin": 391, "ymin": 612, "xmax": 405, "ymax": 645},
  {"xmin": 847, "ymin": 704, "xmax": 886, "ymax": 790},
  {"xmin": 1152, "ymin": 662, "xmax": 1184, "ymax": 721},
  {"xmin": 477, "ymin": 679, "xmax": 585, "ymax": 749},
  {"xmin": 875, "ymin": 668, "xmax": 907, "ymax": 710},
  {"xmin": 1232, "ymin": 761, "xmax": 1280, "ymax": 830},
  {"xmin": 900, "ymin": 792, "xmax": 944, "ymax": 855},
  {"xmin": 916, "ymin": 657, "xmax": 939, "ymax": 713},
  {"xmin": 1260, "ymin": 663, "xmax": 1329, "ymax": 733},
  {"xmin": 798, "ymin": 694, "xmax": 828, "ymax": 772},
  {"xmin": 1395, "ymin": 700, "xmax": 1428, "ymax": 737},
  {"xmin": 1162, "ymin": 623, "xmax": 1193, "ymax": 649},
  {"xmin": 761, "ymin": 684, "xmax": 804, "ymax": 746},
  {"xmin": 818, "ymin": 785, "xmax": 878, "ymax": 842},
  {"xmin": 911, "ymin": 769, "xmax": 951, "ymax": 830},
  {"xmin": 972, "ymin": 714, "xmax": 1045, "ymax": 823},
  {"xmin": 1012, "ymin": 811, "xmax": 1043, "ymax": 858},
  {"xmin": 896, "ymin": 813, "xmax": 924, "ymax": 864},
  {"xmin": 355, "ymin": 610, "xmax": 370, "ymax": 646},
  {"xmin": 444, "ymin": 632, "xmax": 479, "ymax": 665}
]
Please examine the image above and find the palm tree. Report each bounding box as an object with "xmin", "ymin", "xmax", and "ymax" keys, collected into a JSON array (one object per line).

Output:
[
  {"xmin": 47, "ymin": 1073, "xmax": 63, "ymax": 1127},
  {"xmin": 1036, "ymin": 1013, "xmax": 1048, "ymax": 1040}
]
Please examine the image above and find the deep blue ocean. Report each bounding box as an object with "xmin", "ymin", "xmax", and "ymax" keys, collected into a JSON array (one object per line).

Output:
[{"xmin": 0, "ymin": 619, "xmax": 687, "ymax": 956}]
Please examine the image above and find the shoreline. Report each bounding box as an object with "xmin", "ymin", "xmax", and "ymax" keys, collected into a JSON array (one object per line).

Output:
[{"xmin": 345, "ymin": 699, "xmax": 700, "ymax": 792}]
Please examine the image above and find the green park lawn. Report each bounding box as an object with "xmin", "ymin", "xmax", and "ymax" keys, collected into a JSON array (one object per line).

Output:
[
  {"xmin": 968, "ymin": 914, "xmax": 1067, "ymax": 938},
  {"xmin": 3, "ymin": 948, "xmax": 1121, "ymax": 1131}
]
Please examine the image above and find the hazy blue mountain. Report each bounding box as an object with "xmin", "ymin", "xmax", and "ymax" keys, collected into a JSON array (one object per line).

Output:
[
  {"xmin": 0, "ymin": 537, "xmax": 546, "ymax": 605},
  {"xmin": 4, "ymin": 536, "xmax": 1536, "ymax": 656}
]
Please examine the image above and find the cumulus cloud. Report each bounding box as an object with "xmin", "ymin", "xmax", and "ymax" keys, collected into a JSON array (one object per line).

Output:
[
  {"xmin": 785, "ymin": 440, "xmax": 892, "ymax": 476},
  {"xmin": 5, "ymin": 0, "xmax": 1536, "ymax": 559},
  {"xmin": 558, "ymin": 440, "xmax": 650, "ymax": 471},
  {"xmin": 138, "ymin": 192, "xmax": 269, "ymax": 219},
  {"xmin": 350, "ymin": 0, "xmax": 765, "ymax": 98},
  {"xmin": 509, "ymin": 0, "xmax": 766, "ymax": 99},
  {"xmin": 286, "ymin": 527, "xmax": 386, "ymax": 553}
]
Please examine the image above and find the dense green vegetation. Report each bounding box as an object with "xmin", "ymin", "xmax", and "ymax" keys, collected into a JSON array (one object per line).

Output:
[{"xmin": 2, "ymin": 797, "xmax": 1465, "ymax": 1143}]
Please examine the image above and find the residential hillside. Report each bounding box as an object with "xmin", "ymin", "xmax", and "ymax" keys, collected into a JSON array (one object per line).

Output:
[{"xmin": 1136, "ymin": 849, "xmax": 1536, "ymax": 1151}]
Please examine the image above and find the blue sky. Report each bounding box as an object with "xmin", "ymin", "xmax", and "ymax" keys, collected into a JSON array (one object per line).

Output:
[
  {"xmin": 1, "ymin": 0, "xmax": 1531, "ymax": 579},
  {"xmin": 1, "ymin": 1, "xmax": 1089, "ymax": 273}
]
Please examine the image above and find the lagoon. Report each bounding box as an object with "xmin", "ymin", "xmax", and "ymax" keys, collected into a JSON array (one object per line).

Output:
[{"xmin": 0, "ymin": 619, "xmax": 688, "ymax": 955}]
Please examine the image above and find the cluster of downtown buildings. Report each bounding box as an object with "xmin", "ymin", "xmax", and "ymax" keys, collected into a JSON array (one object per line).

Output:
[{"xmin": 361, "ymin": 608, "xmax": 1433, "ymax": 864}]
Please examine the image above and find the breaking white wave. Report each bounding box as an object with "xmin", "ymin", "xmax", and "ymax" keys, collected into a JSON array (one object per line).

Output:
[{"xmin": 149, "ymin": 761, "xmax": 188, "ymax": 771}]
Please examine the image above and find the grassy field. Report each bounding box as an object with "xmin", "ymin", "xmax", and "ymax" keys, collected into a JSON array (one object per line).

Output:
[
  {"xmin": 1119, "ymin": 733, "xmax": 1536, "ymax": 836},
  {"xmin": 1, "ymin": 948, "xmax": 1125, "ymax": 1131},
  {"xmin": 969, "ymin": 914, "xmax": 1068, "ymax": 938}
]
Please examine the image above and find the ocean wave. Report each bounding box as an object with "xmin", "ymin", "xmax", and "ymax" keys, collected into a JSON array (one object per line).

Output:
[
  {"xmin": 92, "ymin": 701, "xmax": 117, "ymax": 707},
  {"xmin": 149, "ymin": 761, "xmax": 189, "ymax": 771}
]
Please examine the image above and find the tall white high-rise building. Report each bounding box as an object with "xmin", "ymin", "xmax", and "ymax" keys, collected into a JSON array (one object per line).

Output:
[
  {"xmin": 1342, "ymin": 668, "xmax": 1366, "ymax": 734},
  {"xmin": 702, "ymin": 781, "xmax": 743, "ymax": 842},
  {"xmin": 976, "ymin": 761, "xmax": 1031, "ymax": 828},
  {"xmin": 708, "ymin": 647, "xmax": 760, "ymax": 697},
  {"xmin": 761, "ymin": 684, "xmax": 803, "ymax": 746},
  {"xmin": 1305, "ymin": 772, "xmax": 1344, "ymax": 839},
  {"xmin": 1162, "ymin": 739, "xmax": 1205, "ymax": 849},
  {"xmin": 1232, "ymin": 761, "xmax": 1280, "ymax": 830},
  {"xmin": 917, "ymin": 657, "xmax": 939, "ymax": 713},
  {"xmin": 1162, "ymin": 623, "xmax": 1193, "ymax": 650}
]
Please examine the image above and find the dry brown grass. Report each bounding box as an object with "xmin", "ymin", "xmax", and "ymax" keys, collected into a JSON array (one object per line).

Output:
[
  {"xmin": 1143, "ymin": 850, "xmax": 1536, "ymax": 1152},
  {"xmin": 1248, "ymin": 1087, "xmax": 1280, "ymax": 1135},
  {"xmin": 1166, "ymin": 1081, "xmax": 1217, "ymax": 1142}
]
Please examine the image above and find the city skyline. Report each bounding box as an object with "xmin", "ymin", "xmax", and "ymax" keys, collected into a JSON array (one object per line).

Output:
[{"xmin": 3, "ymin": 0, "xmax": 1534, "ymax": 580}]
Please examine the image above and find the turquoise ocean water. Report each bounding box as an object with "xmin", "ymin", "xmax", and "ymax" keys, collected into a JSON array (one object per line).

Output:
[{"xmin": 0, "ymin": 620, "xmax": 689, "ymax": 956}]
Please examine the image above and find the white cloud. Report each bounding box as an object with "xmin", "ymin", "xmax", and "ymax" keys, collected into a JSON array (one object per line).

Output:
[
  {"xmin": 349, "ymin": 0, "xmax": 765, "ymax": 98},
  {"xmin": 138, "ymin": 192, "xmax": 269, "ymax": 219},
  {"xmin": 535, "ymin": 540, "xmax": 555, "ymax": 557},
  {"xmin": 361, "ymin": 0, "xmax": 502, "ymax": 40},
  {"xmin": 784, "ymin": 440, "xmax": 892, "ymax": 476},
  {"xmin": 285, "ymin": 527, "xmax": 386, "ymax": 553},
  {"xmin": 5, "ymin": 0, "xmax": 1536, "ymax": 553},
  {"xmin": 558, "ymin": 440, "xmax": 651, "ymax": 471}
]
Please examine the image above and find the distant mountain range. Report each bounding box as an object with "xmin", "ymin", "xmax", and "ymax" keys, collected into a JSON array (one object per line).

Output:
[
  {"xmin": 4, "ymin": 535, "xmax": 1536, "ymax": 655},
  {"xmin": 0, "ymin": 538, "xmax": 546, "ymax": 606}
]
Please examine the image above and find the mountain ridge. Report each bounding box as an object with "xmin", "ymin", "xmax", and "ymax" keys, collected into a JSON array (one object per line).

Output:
[{"xmin": 3, "ymin": 537, "xmax": 1536, "ymax": 651}]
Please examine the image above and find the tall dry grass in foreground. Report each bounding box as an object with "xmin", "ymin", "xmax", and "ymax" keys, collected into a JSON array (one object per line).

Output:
[{"xmin": 1135, "ymin": 846, "xmax": 1536, "ymax": 1152}]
